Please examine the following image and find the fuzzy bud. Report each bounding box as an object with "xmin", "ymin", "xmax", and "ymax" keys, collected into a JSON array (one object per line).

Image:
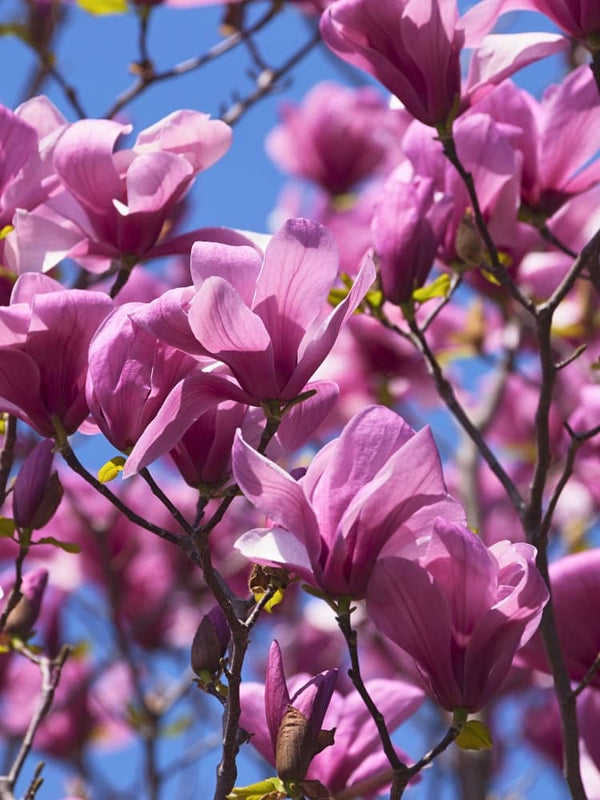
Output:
[
  {"xmin": 190, "ymin": 605, "xmax": 230, "ymax": 677},
  {"xmin": 2, "ymin": 568, "xmax": 48, "ymax": 640},
  {"xmin": 13, "ymin": 440, "xmax": 63, "ymax": 530}
]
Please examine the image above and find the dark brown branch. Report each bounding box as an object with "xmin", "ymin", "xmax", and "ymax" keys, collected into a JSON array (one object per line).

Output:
[
  {"xmin": 439, "ymin": 132, "xmax": 537, "ymax": 316},
  {"xmin": 104, "ymin": 2, "xmax": 283, "ymax": 119}
]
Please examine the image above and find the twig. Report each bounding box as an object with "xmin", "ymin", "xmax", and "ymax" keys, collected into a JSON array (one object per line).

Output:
[
  {"xmin": 421, "ymin": 274, "xmax": 463, "ymax": 333},
  {"xmin": 546, "ymin": 226, "xmax": 600, "ymax": 311},
  {"xmin": 4, "ymin": 645, "xmax": 70, "ymax": 791},
  {"xmin": 538, "ymin": 225, "xmax": 578, "ymax": 259},
  {"xmin": 104, "ymin": 2, "xmax": 283, "ymax": 119},
  {"xmin": 55, "ymin": 439, "xmax": 180, "ymax": 547},
  {"xmin": 140, "ymin": 468, "xmax": 194, "ymax": 535},
  {"xmin": 0, "ymin": 547, "xmax": 28, "ymax": 633},
  {"xmin": 221, "ymin": 28, "xmax": 322, "ymax": 126},
  {"xmin": 438, "ymin": 132, "xmax": 536, "ymax": 316},
  {"xmin": 572, "ymin": 652, "xmax": 600, "ymax": 699},
  {"xmin": 335, "ymin": 597, "xmax": 408, "ymax": 800},
  {"xmin": 0, "ymin": 416, "xmax": 17, "ymax": 509},
  {"xmin": 405, "ymin": 315, "xmax": 524, "ymax": 516}
]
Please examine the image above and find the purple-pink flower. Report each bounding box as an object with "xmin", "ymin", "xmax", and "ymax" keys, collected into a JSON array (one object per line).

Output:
[
  {"xmin": 122, "ymin": 218, "xmax": 374, "ymax": 476},
  {"xmin": 368, "ymin": 518, "xmax": 549, "ymax": 712},
  {"xmin": 233, "ymin": 405, "xmax": 464, "ymax": 599},
  {"xmin": 0, "ymin": 273, "xmax": 113, "ymax": 436}
]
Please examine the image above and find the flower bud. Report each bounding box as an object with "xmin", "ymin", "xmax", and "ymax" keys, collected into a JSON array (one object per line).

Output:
[
  {"xmin": 275, "ymin": 706, "xmax": 335, "ymax": 784},
  {"xmin": 190, "ymin": 605, "xmax": 230, "ymax": 677},
  {"xmin": 2, "ymin": 567, "xmax": 48, "ymax": 640},
  {"xmin": 13, "ymin": 440, "xmax": 63, "ymax": 530}
]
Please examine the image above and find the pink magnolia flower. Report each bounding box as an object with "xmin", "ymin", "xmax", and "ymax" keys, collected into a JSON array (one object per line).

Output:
[
  {"xmin": 518, "ymin": 549, "xmax": 600, "ymax": 687},
  {"xmin": 320, "ymin": 0, "xmax": 464, "ymax": 127},
  {"xmin": 233, "ymin": 405, "xmax": 464, "ymax": 599},
  {"xmin": 122, "ymin": 218, "xmax": 374, "ymax": 475},
  {"xmin": 320, "ymin": 0, "xmax": 566, "ymax": 128},
  {"xmin": 0, "ymin": 96, "xmax": 66, "ymax": 236},
  {"xmin": 86, "ymin": 302, "xmax": 202, "ymax": 453},
  {"xmin": 491, "ymin": 0, "xmax": 600, "ymax": 43},
  {"xmin": 368, "ymin": 518, "xmax": 549, "ymax": 712},
  {"xmin": 0, "ymin": 273, "xmax": 113, "ymax": 436},
  {"xmin": 267, "ymin": 83, "xmax": 405, "ymax": 195},
  {"xmin": 404, "ymin": 111, "xmax": 523, "ymax": 264},
  {"xmin": 473, "ymin": 69, "xmax": 600, "ymax": 217},
  {"xmin": 372, "ymin": 170, "xmax": 453, "ymax": 304},
  {"xmin": 6, "ymin": 110, "xmax": 246, "ymax": 275}
]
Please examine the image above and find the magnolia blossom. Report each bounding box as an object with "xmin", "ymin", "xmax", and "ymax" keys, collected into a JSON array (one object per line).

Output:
[
  {"xmin": 0, "ymin": 273, "xmax": 112, "ymax": 436},
  {"xmin": 518, "ymin": 549, "xmax": 600, "ymax": 686},
  {"xmin": 122, "ymin": 218, "xmax": 374, "ymax": 476},
  {"xmin": 267, "ymin": 83, "xmax": 405, "ymax": 195},
  {"xmin": 368, "ymin": 518, "xmax": 549, "ymax": 712},
  {"xmin": 372, "ymin": 170, "xmax": 453, "ymax": 304},
  {"xmin": 320, "ymin": 0, "xmax": 566, "ymax": 128},
  {"xmin": 5, "ymin": 110, "xmax": 247, "ymax": 275},
  {"xmin": 233, "ymin": 405, "xmax": 463, "ymax": 599}
]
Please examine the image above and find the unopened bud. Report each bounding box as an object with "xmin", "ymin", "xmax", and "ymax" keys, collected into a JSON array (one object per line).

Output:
[
  {"xmin": 190, "ymin": 605, "xmax": 230, "ymax": 677},
  {"xmin": 2, "ymin": 568, "xmax": 48, "ymax": 640},
  {"xmin": 13, "ymin": 440, "xmax": 63, "ymax": 530},
  {"xmin": 275, "ymin": 707, "xmax": 335, "ymax": 784},
  {"xmin": 455, "ymin": 210, "xmax": 485, "ymax": 267}
]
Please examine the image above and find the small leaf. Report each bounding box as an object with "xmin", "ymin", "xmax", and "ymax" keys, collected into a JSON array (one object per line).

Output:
[
  {"xmin": 161, "ymin": 715, "xmax": 193, "ymax": 738},
  {"xmin": 328, "ymin": 287, "xmax": 349, "ymax": 308},
  {"xmin": 412, "ymin": 273, "xmax": 451, "ymax": 303},
  {"xmin": 455, "ymin": 719, "xmax": 493, "ymax": 751},
  {"xmin": 0, "ymin": 225, "xmax": 13, "ymax": 240},
  {"xmin": 479, "ymin": 269, "xmax": 501, "ymax": 287},
  {"xmin": 0, "ymin": 518, "xmax": 16, "ymax": 538},
  {"xmin": 77, "ymin": 0, "xmax": 128, "ymax": 14},
  {"xmin": 33, "ymin": 536, "xmax": 80, "ymax": 554},
  {"xmin": 98, "ymin": 456, "xmax": 127, "ymax": 483},
  {"xmin": 226, "ymin": 776, "xmax": 286, "ymax": 800}
]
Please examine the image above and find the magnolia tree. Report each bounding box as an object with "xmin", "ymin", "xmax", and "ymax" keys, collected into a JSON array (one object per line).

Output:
[{"xmin": 1, "ymin": 0, "xmax": 600, "ymax": 799}]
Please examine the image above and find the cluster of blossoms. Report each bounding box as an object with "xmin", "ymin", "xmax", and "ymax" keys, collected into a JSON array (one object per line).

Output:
[{"xmin": 1, "ymin": 0, "xmax": 600, "ymax": 799}]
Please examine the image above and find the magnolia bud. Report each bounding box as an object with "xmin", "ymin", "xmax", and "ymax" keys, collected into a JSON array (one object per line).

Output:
[
  {"xmin": 275, "ymin": 707, "xmax": 335, "ymax": 784},
  {"xmin": 190, "ymin": 605, "xmax": 230, "ymax": 677},
  {"xmin": 455, "ymin": 211, "xmax": 485, "ymax": 267},
  {"xmin": 13, "ymin": 440, "xmax": 63, "ymax": 530},
  {"xmin": 2, "ymin": 568, "xmax": 48, "ymax": 640}
]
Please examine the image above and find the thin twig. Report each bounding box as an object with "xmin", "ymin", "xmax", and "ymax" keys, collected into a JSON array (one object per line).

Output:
[
  {"xmin": 0, "ymin": 416, "xmax": 17, "ymax": 507},
  {"xmin": 335, "ymin": 598, "xmax": 408, "ymax": 800},
  {"xmin": 221, "ymin": 28, "xmax": 321, "ymax": 126},
  {"xmin": 104, "ymin": 2, "xmax": 283, "ymax": 119},
  {"xmin": 538, "ymin": 225, "xmax": 578, "ymax": 259},
  {"xmin": 56, "ymin": 440, "xmax": 180, "ymax": 546},
  {"xmin": 572, "ymin": 652, "xmax": 600, "ymax": 699},
  {"xmin": 546, "ymin": 226, "xmax": 600, "ymax": 311},
  {"xmin": 140, "ymin": 468, "xmax": 194, "ymax": 535},
  {"xmin": 421, "ymin": 274, "xmax": 463, "ymax": 333},
  {"xmin": 438, "ymin": 132, "xmax": 536, "ymax": 316},
  {"xmin": 405, "ymin": 315, "xmax": 524, "ymax": 515},
  {"xmin": 5, "ymin": 645, "xmax": 70, "ymax": 791}
]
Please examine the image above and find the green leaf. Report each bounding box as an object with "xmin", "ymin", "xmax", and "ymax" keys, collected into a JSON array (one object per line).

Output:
[
  {"xmin": 412, "ymin": 273, "xmax": 451, "ymax": 303},
  {"xmin": 227, "ymin": 776, "xmax": 286, "ymax": 800},
  {"xmin": 98, "ymin": 456, "xmax": 127, "ymax": 483},
  {"xmin": 77, "ymin": 0, "xmax": 128, "ymax": 14},
  {"xmin": 33, "ymin": 536, "xmax": 81, "ymax": 554},
  {"xmin": 0, "ymin": 225, "xmax": 13, "ymax": 240},
  {"xmin": 0, "ymin": 518, "xmax": 16, "ymax": 538},
  {"xmin": 161, "ymin": 715, "xmax": 193, "ymax": 738},
  {"xmin": 455, "ymin": 720, "xmax": 493, "ymax": 751}
]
